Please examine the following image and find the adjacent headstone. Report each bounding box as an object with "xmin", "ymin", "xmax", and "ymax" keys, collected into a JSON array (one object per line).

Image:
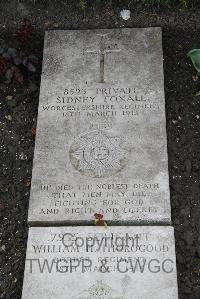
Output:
[
  {"xmin": 22, "ymin": 226, "xmax": 178, "ymax": 299},
  {"xmin": 28, "ymin": 28, "xmax": 171, "ymax": 225}
]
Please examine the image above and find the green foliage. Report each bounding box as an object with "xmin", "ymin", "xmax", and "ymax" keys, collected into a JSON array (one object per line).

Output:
[
  {"xmin": 179, "ymin": 0, "xmax": 189, "ymax": 7},
  {"xmin": 79, "ymin": 0, "xmax": 195, "ymax": 9},
  {"xmin": 143, "ymin": 0, "xmax": 189, "ymax": 7},
  {"xmin": 144, "ymin": 0, "xmax": 170, "ymax": 6},
  {"xmin": 80, "ymin": 0, "xmax": 87, "ymax": 10},
  {"xmin": 187, "ymin": 49, "xmax": 200, "ymax": 76}
]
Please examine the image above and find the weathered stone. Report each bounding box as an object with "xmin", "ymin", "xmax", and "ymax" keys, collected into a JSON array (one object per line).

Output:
[
  {"xmin": 28, "ymin": 28, "xmax": 171, "ymax": 224},
  {"xmin": 22, "ymin": 226, "xmax": 178, "ymax": 298}
]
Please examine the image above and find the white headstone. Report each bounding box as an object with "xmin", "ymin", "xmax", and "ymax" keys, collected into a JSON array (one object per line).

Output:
[
  {"xmin": 22, "ymin": 226, "xmax": 178, "ymax": 298},
  {"xmin": 28, "ymin": 28, "xmax": 171, "ymax": 225}
]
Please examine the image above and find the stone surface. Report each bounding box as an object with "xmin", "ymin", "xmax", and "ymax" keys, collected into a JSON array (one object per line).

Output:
[
  {"xmin": 22, "ymin": 226, "xmax": 178, "ymax": 299},
  {"xmin": 28, "ymin": 28, "xmax": 171, "ymax": 224}
]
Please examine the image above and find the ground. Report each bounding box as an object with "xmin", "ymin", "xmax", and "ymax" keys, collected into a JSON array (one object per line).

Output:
[{"xmin": 0, "ymin": 1, "xmax": 200, "ymax": 298}]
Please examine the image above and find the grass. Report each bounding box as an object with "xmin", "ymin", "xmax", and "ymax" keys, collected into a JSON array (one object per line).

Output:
[{"xmin": 79, "ymin": 0, "xmax": 199, "ymax": 9}]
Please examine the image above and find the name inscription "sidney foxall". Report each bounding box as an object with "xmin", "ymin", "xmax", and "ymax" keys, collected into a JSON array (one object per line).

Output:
[
  {"xmin": 56, "ymin": 87, "xmax": 151, "ymax": 104},
  {"xmin": 41, "ymin": 86, "xmax": 160, "ymax": 118}
]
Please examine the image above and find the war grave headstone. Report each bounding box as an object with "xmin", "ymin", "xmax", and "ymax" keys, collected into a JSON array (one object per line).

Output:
[
  {"xmin": 22, "ymin": 28, "xmax": 178, "ymax": 298},
  {"xmin": 28, "ymin": 28, "xmax": 171, "ymax": 225},
  {"xmin": 22, "ymin": 226, "xmax": 178, "ymax": 299}
]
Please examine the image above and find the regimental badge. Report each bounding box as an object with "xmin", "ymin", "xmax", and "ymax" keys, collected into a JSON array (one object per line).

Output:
[{"xmin": 69, "ymin": 131, "xmax": 128, "ymax": 178}]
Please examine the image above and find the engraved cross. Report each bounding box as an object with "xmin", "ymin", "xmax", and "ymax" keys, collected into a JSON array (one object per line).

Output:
[{"xmin": 84, "ymin": 34, "xmax": 121, "ymax": 83}]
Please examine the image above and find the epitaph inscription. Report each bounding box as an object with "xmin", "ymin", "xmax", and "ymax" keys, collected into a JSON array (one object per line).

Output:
[
  {"xmin": 28, "ymin": 28, "xmax": 171, "ymax": 224},
  {"xmin": 22, "ymin": 226, "xmax": 178, "ymax": 299}
]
